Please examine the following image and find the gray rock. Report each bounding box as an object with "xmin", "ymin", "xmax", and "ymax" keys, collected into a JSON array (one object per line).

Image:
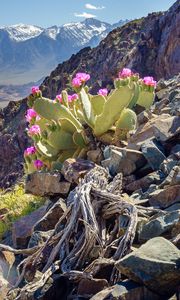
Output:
[
  {"xmin": 149, "ymin": 185, "xmax": 180, "ymax": 208},
  {"xmin": 12, "ymin": 205, "xmax": 47, "ymax": 248},
  {"xmin": 160, "ymin": 152, "xmax": 180, "ymax": 175},
  {"xmin": 90, "ymin": 280, "xmax": 161, "ymax": 300},
  {"xmin": 34, "ymin": 198, "xmax": 66, "ymax": 232},
  {"xmin": 61, "ymin": 158, "xmax": 95, "ymax": 184},
  {"xmin": 128, "ymin": 114, "xmax": 180, "ymax": 149},
  {"xmin": 125, "ymin": 170, "xmax": 165, "ymax": 193},
  {"xmin": 25, "ymin": 171, "xmax": 71, "ymax": 196},
  {"xmin": 102, "ymin": 146, "xmax": 146, "ymax": 176},
  {"xmin": 78, "ymin": 278, "xmax": 108, "ymax": 297},
  {"xmin": 139, "ymin": 210, "xmax": 180, "ymax": 241},
  {"xmin": 141, "ymin": 140, "xmax": 166, "ymax": 171},
  {"xmin": 116, "ymin": 237, "xmax": 180, "ymax": 296},
  {"xmin": 159, "ymin": 166, "xmax": 180, "ymax": 188}
]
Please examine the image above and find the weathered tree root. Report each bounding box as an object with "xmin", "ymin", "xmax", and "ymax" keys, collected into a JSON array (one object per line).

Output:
[{"xmin": 7, "ymin": 166, "xmax": 138, "ymax": 299}]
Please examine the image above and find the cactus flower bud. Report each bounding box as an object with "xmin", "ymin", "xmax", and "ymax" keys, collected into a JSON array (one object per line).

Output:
[
  {"xmin": 98, "ymin": 88, "xmax": 108, "ymax": 96},
  {"xmin": 31, "ymin": 86, "xmax": 40, "ymax": 94},
  {"xmin": 33, "ymin": 159, "xmax": 43, "ymax": 169},
  {"xmin": 24, "ymin": 146, "xmax": 36, "ymax": 156},
  {"xmin": 143, "ymin": 76, "xmax": 156, "ymax": 87},
  {"xmin": 72, "ymin": 77, "xmax": 82, "ymax": 88},
  {"xmin": 25, "ymin": 108, "xmax": 37, "ymax": 122},
  {"xmin": 28, "ymin": 125, "xmax": 41, "ymax": 136},
  {"xmin": 119, "ymin": 68, "xmax": 133, "ymax": 78}
]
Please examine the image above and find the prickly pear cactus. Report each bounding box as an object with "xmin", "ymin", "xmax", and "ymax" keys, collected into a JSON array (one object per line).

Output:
[{"xmin": 24, "ymin": 69, "xmax": 156, "ymax": 173}]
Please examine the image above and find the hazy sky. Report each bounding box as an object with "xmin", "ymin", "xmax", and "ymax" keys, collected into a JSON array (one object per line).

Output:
[{"xmin": 0, "ymin": 0, "xmax": 176, "ymax": 27}]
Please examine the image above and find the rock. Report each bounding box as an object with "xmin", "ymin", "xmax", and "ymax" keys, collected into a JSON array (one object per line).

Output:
[
  {"xmin": 90, "ymin": 280, "xmax": 161, "ymax": 300},
  {"xmin": 116, "ymin": 237, "xmax": 180, "ymax": 296},
  {"xmin": 159, "ymin": 166, "xmax": 180, "ymax": 187},
  {"xmin": 125, "ymin": 170, "xmax": 165, "ymax": 193},
  {"xmin": 61, "ymin": 158, "xmax": 95, "ymax": 184},
  {"xmin": 137, "ymin": 111, "xmax": 153, "ymax": 126},
  {"xmin": 138, "ymin": 210, "xmax": 180, "ymax": 241},
  {"xmin": 102, "ymin": 146, "xmax": 146, "ymax": 176},
  {"xmin": 88, "ymin": 258, "xmax": 114, "ymax": 281},
  {"xmin": 34, "ymin": 199, "xmax": 66, "ymax": 232},
  {"xmin": 160, "ymin": 151, "xmax": 180, "ymax": 175},
  {"xmin": 149, "ymin": 185, "xmax": 180, "ymax": 208},
  {"xmin": 12, "ymin": 205, "xmax": 47, "ymax": 248},
  {"xmin": 87, "ymin": 149, "xmax": 104, "ymax": 164},
  {"xmin": 78, "ymin": 278, "xmax": 108, "ymax": 297},
  {"xmin": 25, "ymin": 171, "xmax": 71, "ymax": 196},
  {"xmin": 141, "ymin": 140, "xmax": 166, "ymax": 171},
  {"xmin": 128, "ymin": 114, "xmax": 180, "ymax": 149}
]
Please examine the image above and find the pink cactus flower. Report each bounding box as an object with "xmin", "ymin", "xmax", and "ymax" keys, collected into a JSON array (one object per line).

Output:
[
  {"xmin": 72, "ymin": 77, "xmax": 82, "ymax": 88},
  {"xmin": 68, "ymin": 94, "xmax": 78, "ymax": 102},
  {"xmin": 34, "ymin": 159, "xmax": 43, "ymax": 169},
  {"xmin": 98, "ymin": 88, "xmax": 108, "ymax": 96},
  {"xmin": 25, "ymin": 109, "xmax": 37, "ymax": 122},
  {"xmin": 56, "ymin": 94, "xmax": 63, "ymax": 103},
  {"xmin": 143, "ymin": 76, "xmax": 157, "ymax": 87},
  {"xmin": 71, "ymin": 93, "xmax": 78, "ymax": 101},
  {"xmin": 76, "ymin": 72, "xmax": 90, "ymax": 82},
  {"xmin": 119, "ymin": 68, "xmax": 133, "ymax": 78},
  {"xmin": 28, "ymin": 125, "xmax": 41, "ymax": 136},
  {"xmin": 24, "ymin": 146, "xmax": 36, "ymax": 156},
  {"xmin": 31, "ymin": 86, "xmax": 40, "ymax": 94}
]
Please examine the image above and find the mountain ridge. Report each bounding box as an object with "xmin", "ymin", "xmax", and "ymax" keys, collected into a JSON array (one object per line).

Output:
[{"xmin": 0, "ymin": 18, "xmax": 128, "ymax": 85}]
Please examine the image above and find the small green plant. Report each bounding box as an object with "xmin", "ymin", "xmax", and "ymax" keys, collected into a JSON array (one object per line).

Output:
[
  {"xmin": 0, "ymin": 185, "xmax": 46, "ymax": 239},
  {"xmin": 24, "ymin": 69, "xmax": 156, "ymax": 173}
]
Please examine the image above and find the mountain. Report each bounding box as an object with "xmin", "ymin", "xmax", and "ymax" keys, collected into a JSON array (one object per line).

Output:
[
  {"xmin": 0, "ymin": 0, "xmax": 179, "ymax": 188},
  {"xmin": 0, "ymin": 19, "xmax": 128, "ymax": 85}
]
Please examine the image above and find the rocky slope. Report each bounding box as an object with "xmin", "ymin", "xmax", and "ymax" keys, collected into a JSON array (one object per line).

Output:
[{"xmin": 0, "ymin": 0, "xmax": 179, "ymax": 188}]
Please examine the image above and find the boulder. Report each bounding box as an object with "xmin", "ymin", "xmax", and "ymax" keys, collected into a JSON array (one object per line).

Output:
[
  {"xmin": 128, "ymin": 114, "xmax": 180, "ymax": 149},
  {"xmin": 61, "ymin": 158, "xmax": 95, "ymax": 184},
  {"xmin": 90, "ymin": 280, "xmax": 161, "ymax": 300},
  {"xmin": 159, "ymin": 166, "xmax": 180, "ymax": 187},
  {"xmin": 12, "ymin": 205, "xmax": 47, "ymax": 248},
  {"xmin": 141, "ymin": 140, "xmax": 166, "ymax": 171},
  {"xmin": 102, "ymin": 146, "xmax": 146, "ymax": 176},
  {"xmin": 34, "ymin": 199, "xmax": 66, "ymax": 232},
  {"xmin": 78, "ymin": 278, "xmax": 108, "ymax": 297},
  {"xmin": 116, "ymin": 237, "xmax": 180, "ymax": 296},
  {"xmin": 125, "ymin": 170, "xmax": 164, "ymax": 193},
  {"xmin": 138, "ymin": 210, "xmax": 180, "ymax": 241},
  {"xmin": 149, "ymin": 185, "xmax": 180, "ymax": 208},
  {"xmin": 25, "ymin": 172, "xmax": 71, "ymax": 196}
]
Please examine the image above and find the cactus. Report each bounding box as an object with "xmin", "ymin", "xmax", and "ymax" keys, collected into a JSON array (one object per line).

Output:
[
  {"xmin": 115, "ymin": 108, "xmax": 137, "ymax": 140},
  {"xmin": 25, "ymin": 69, "xmax": 156, "ymax": 174}
]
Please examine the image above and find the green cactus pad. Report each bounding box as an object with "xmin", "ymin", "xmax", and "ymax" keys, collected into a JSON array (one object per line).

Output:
[
  {"xmin": 34, "ymin": 97, "xmax": 82, "ymax": 130},
  {"xmin": 94, "ymin": 85, "xmax": 134, "ymax": 136},
  {"xmin": 136, "ymin": 90, "xmax": 155, "ymax": 109},
  {"xmin": 47, "ymin": 130, "xmax": 76, "ymax": 150},
  {"xmin": 90, "ymin": 94, "xmax": 106, "ymax": 116},
  {"xmin": 79, "ymin": 88, "xmax": 95, "ymax": 127}
]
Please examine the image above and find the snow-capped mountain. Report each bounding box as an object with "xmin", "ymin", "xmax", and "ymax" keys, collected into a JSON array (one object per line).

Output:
[
  {"xmin": 0, "ymin": 24, "xmax": 43, "ymax": 42},
  {"xmin": 0, "ymin": 18, "xmax": 128, "ymax": 85}
]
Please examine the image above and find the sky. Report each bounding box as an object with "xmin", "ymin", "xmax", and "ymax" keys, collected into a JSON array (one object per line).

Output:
[{"xmin": 0, "ymin": 0, "xmax": 176, "ymax": 27}]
